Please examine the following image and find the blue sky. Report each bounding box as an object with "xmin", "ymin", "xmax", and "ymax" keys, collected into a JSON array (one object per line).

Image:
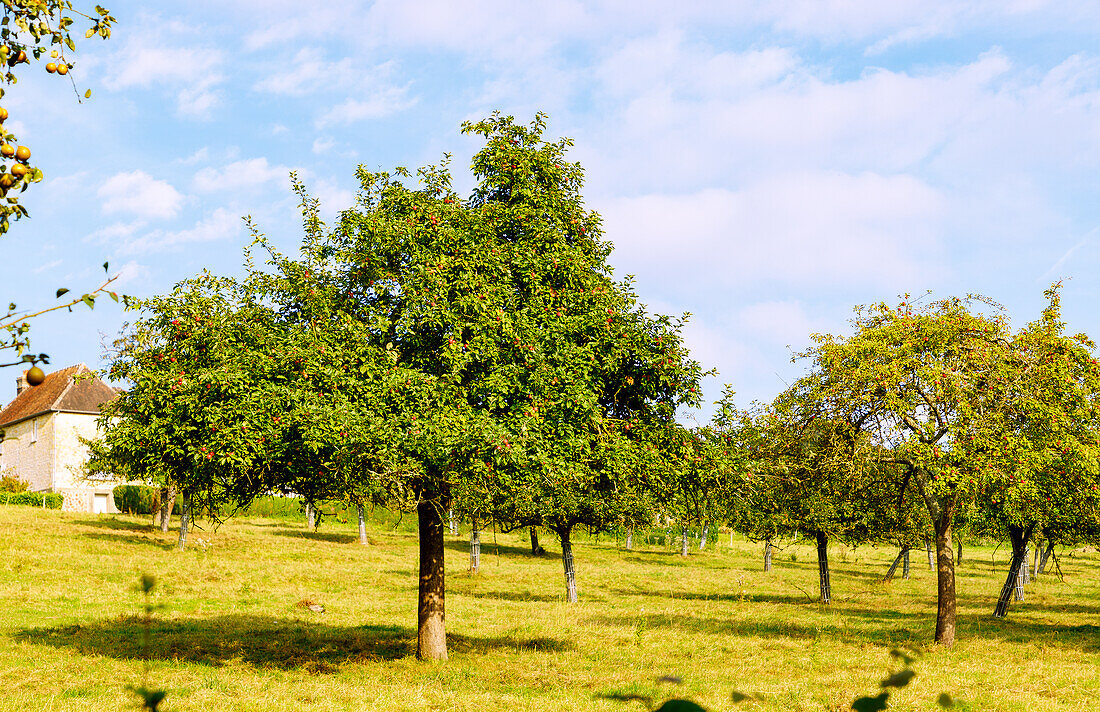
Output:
[{"xmin": 2, "ymin": 1, "xmax": 1099, "ymax": 422}]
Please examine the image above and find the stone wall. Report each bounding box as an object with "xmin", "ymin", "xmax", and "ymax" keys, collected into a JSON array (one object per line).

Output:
[{"xmin": 0, "ymin": 414, "xmax": 55, "ymax": 492}]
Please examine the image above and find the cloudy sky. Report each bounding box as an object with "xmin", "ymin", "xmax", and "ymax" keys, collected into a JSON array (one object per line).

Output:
[{"xmin": 2, "ymin": 1, "xmax": 1099, "ymax": 420}]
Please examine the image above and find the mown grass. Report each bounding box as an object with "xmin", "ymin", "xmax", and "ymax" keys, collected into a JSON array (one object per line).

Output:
[{"xmin": 2, "ymin": 506, "xmax": 1100, "ymax": 712}]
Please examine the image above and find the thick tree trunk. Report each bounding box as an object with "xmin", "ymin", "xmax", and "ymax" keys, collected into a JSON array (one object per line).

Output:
[
  {"xmin": 624, "ymin": 527, "xmax": 633, "ymax": 551},
  {"xmin": 176, "ymin": 494, "xmax": 190, "ymax": 551},
  {"xmin": 884, "ymin": 549, "xmax": 905, "ymax": 582},
  {"xmin": 764, "ymin": 537, "xmax": 773, "ymax": 571},
  {"xmin": 529, "ymin": 527, "xmax": 541, "ymax": 555},
  {"xmin": 306, "ymin": 502, "xmax": 316, "ymax": 531},
  {"xmin": 357, "ymin": 504, "xmax": 368, "ymax": 545},
  {"xmin": 559, "ymin": 527, "xmax": 578, "ymax": 603},
  {"xmin": 931, "ymin": 501, "xmax": 957, "ymax": 646},
  {"xmin": 417, "ymin": 499, "xmax": 447, "ymax": 660},
  {"xmin": 469, "ymin": 524, "xmax": 481, "ymax": 573},
  {"xmin": 926, "ymin": 539, "xmax": 934, "ymax": 569},
  {"xmin": 1038, "ymin": 541, "xmax": 1054, "ymax": 574},
  {"xmin": 994, "ymin": 524, "xmax": 1033, "ymax": 618},
  {"xmin": 699, "ymin": 524, "xmax": 709, "ymax": 550},
  {"xmin": 680, "ymin": 527, "xmax": 690, "ymax": 557},
  {"xmin": 903, "ymin": 549, "xmax": 910, "ymax": 580},
  {"xmin": 815, "ymin": 531, "xmax": 831, "ymax": 604},
  {"xmin": 160, "ymin": 487, "xmax": 176, "ymax": 534}
]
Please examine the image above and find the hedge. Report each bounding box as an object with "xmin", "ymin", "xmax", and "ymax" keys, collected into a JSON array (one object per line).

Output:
[
  {"xmin": 1, "ymin": 491, "xmax": 63, "ymax": 508},
  {"xmin": 113, "ymin": 485, "xmax": 158, "ymax": 515}
]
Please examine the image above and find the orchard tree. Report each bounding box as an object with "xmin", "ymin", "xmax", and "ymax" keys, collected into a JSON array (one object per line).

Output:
[
  {"xmin": 809, "ymin": 294, "xmax": 1010, "ymax": 646},
  {"xmin": 86, "ymin": 273, "xmax": 288, "ymax": 550},
  {"xmin": 974, "ymin": 287, "xmax": 1100, "ymax": 618},
  {"xmin": 238, "ymin": 113, "xmax": 703, "ymax": 658}
]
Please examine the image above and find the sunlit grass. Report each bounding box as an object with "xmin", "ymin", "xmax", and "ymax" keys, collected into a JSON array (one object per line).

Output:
[{"xmin": 2, "ymin": 504, "xmax": 1100, "ymax": 711}]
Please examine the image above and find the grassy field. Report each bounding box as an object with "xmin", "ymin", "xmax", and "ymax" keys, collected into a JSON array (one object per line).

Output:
[{"xmin": 2, "ymin": 506, "xmax": 1100, "ymax": 711}]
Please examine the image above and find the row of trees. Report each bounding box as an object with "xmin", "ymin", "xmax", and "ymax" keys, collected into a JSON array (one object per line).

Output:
[{"xmin": 84, "ymin": 113, "xmax": 1100, "ymax": 658}]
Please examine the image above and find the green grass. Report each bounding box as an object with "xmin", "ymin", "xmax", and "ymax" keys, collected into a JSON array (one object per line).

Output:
[{"xmin": 3, "ymin": 507, "xmax": 1100, "ymax": 712}]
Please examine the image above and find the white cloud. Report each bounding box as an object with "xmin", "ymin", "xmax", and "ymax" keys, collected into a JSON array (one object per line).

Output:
[
  {"xmin": 315, "ymin": 86, "xmax": 417, "ymax": 128},
  {"xmin": 193, "ymin": 158, "xmax": 290, "ymax": 193},
  {"xmin": 601, "ymin": 171, "xmax": 945, "ymax": 291},
  {"xmin": 113, "ymin": 260, "xmax": 151, "ymax": 287},
  {"xmin": 312, "ymin": 137, "xmax": 336, "ymax": 154},
  {"xmin": 253, "ymin": 47, "xmax": 360, "ymax": 96},
  {"xmin": 119, "ymin": 208, "xmax": 242, "ymax": 255},
  {"xmin": 97, "ymin": 171, "xmax": 184, "ymax": 220},
  {"xmin": 33, "ymin": 259, "xmax": 62, "ymax": 274},
  {"xmin": 101, "ymin": 28, "xmax": 225, "ymax": 119}
]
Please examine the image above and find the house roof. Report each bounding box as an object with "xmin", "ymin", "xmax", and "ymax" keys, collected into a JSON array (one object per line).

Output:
[{"xmin": 0, "ymin": 364, "xmax": 118, "ymax": 427}]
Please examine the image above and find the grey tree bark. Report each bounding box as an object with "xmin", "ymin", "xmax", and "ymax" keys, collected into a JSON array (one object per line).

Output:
[
  {"xmin": 1038, "ymin": 541, "xmax": 1055, "ymax": 574},
  {"xmin": 448, "ymin": 508, "xmax": 456, "ymax": 536},
  {"xmin": 680, "ymin": 527, "xmax": 690, "ymax": 557},
  {"xmin": 624, "ymin": 526, "xmax": 633, "ymax": 551},
  {"xmin": 993, "ymin": 524, "xmax": 1032, "ymax": 618},
  {"xmin": 529, "ymin": 526, "xmax": 541, "ymax": 555},
  {"xmin": 698, "ymin": 524, "xmax": 709, "ymax": 550},
  {"xmin": 764, "ymin": 537, "xmax": 773, "ymax": 571},
  {"xmin": 903, "ymin": 549, "xmax": 910, "ymax": 580},
  {"xmin": 926, "ymin": 539, "xmax": 934, "ymax": 569},
  {"xmin": 469, "ymin": 524, "xmax": 481, "ymax": 573},
  {"xmin": 815, "ymin": 531, "xmax": 831, "ymax": 604},
  {"xmin": 176, "ymin": 493, "xmax": 190, "ymax": 551},
  {"xmin": 559, "ymin": 526, "xmax": 578, "ymax": 603},
  {"xmin": 357, "ymin": 504, "xmax": 368, "ymax": 545},
  {"xmin": 884, "ymin": 548, "xmax": 905, "ymax": 582},
  {"xmin": 306, "ymin": 502, "xmax": 316, "ymax": 531}
]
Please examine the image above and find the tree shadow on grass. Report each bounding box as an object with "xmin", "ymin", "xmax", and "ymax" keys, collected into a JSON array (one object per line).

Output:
[
  {"xmin": 78, "ymin": 531, "xmax": 175, "ymax": 551},
  {"xmin": 13, "ymin": 614, "xmax": 573, "ymax": 672},
  {"xmin": 459, "ymin": 590, "xmax": 563, "ymax": 604},
  {"xmin": 588, "ymin": 602, "xmax": 1100, "ymax": 652},
  {"xmin": 72, "ymin": 517, "xmax": 155, "ymax": 533},
  {"xmin": 271, "ymin": 529, "xmax": 359, "ymax": 545},
  {"xmin": 444, "ymin": 540, "xmax": 542, "ymax": 558}
]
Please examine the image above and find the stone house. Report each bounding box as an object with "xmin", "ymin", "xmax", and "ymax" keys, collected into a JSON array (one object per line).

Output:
[{"xmin": 0, "ymin": 364, "xmax": 120, "ymax": 513}]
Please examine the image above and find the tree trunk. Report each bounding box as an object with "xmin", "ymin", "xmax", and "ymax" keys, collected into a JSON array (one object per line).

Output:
[
  {"xmin": 926, "ymin": 539, "xmax": 934, "ymax": 569},
  {"xmin": 993, "ymin": 524, "xmax": 1033, "ymax": 618},
  {"xmin": 764, "ymin": 537, "xmax": 773, "ymax": 571},
  {"xmin": 1038, "ymin": 541, "xmax": 1054, "ymax": 574},
  {"xmin": 529, "ymin": 527, "xmax": 541, "ymax": 555},
  {"xmin": 1032, "ymin": 543, "xmax": 1040, "ymax": 578},
  {"xmin": 699, "ymin": 524, "xmax": 709, "ymax": 550},
  {"xmin": 357, "ymin": 504, "xmax": 368, "ymax": 545},
  {"xmin": 469, "ymin": 524, "xmax": 481, "ymax": 573},
  {"xmin": 416, "ymin": 499, "xmax": 447, "ymax": 660},
  {"xmin": 815, "ymin": 531, "xmax": 831, "ymax": 604},
  {"xmin": 680, "ymin": 527, "xmax": 690, "ymax": 557},
  {"xmin": 559, "ymin": 526, "xmax": 578, "ymax": 603},
  {"xmin": 884, "ymin": 549, "xmax": 905, "ymax": 582},
  {"xmin": 1021, "ymin": 545, "xmax": 1031, "ymax": 585},
  {"xmin": 918, "ymin": 483, "xmax": 959, "ymax": 647},
  {"xmin": 903, "ymin": 549, "xmax": 910, "ymax": 580},
  {"xmin": 160, "ymin": 486, "xmax": 176, "ymax": 534},
  {"xmin": 448, "ymin": 508, "xmax": 456, "ymax": 536},
  {"xmin": 624, "ymin": 526, "xmax": 633, "ymax": 551},
  {"xmin": 306, "ymin": 502, "xmax": 316, "ymax": 531},
  {"xmin": 176, "ymin": 493, "xmax": 190, "ymax": 551}
]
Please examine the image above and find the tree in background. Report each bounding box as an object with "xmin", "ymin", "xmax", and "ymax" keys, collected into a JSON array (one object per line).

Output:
[{"xmin": 809, "ymin": 294, "xmax": 1010, "ymax": 646}]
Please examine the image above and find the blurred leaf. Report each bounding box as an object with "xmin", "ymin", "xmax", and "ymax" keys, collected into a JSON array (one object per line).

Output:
[
  {"xmin": 103, "ymin": 261, "xmax": 109, "ymax": 272},
  {"xmin": 56, "ymin": 287, "xmax": 69, "ymax": 298},
  {"xmin": 84, "ymin": 88, "xmax": 91, "ymax": 98},
  {"xmin": 852, "ymin": 693, "xmax": 889, "ymax": 712},
  {"xmin": 881, "ymin": 670, "xmax": 916, "ymax": 688},
  {"xmin": 654, "ymin": 701, "xmax": 707, "ymax": 712},
  {"xmin": 937, "ymin": 693, "xmax": 955, "ymax": 708}
]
